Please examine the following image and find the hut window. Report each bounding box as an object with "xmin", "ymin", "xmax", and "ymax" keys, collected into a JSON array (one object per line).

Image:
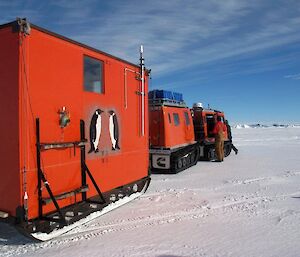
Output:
[{"xmin": 84, "ymin": 56, "xmax": 104, "ymax": 93}]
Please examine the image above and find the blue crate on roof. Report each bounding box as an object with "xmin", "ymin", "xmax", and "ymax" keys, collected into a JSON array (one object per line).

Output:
[
  {"xmin": 173, "ymin": 92, "xmax": 183, "ymax": 102},
  {"xmin": 149, "ymin": 90, "xmax": 172, "ymax": 100},
  {"xmin": 149, "ymin": 90, "xmax": 183, "ymax": 102}
]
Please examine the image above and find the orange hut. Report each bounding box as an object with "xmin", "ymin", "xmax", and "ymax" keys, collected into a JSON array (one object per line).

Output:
[{"xmin": 0, "ymin": 19, "xmax": 150, "ymax": 237}]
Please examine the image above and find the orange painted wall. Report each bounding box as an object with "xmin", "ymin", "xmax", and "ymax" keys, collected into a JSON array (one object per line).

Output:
[
  {"xmin": 149, "ymin": 106, "xmax": 195, "ymax": 148},
  {"xmin": 0, "ymin": 24, "xmax": 149, "ymax": 219},
  {"xmin": 0, "ymin": 27, "xmax": 21, "ymax": 215}
]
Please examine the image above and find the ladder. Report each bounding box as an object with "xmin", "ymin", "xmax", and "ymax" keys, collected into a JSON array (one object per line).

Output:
[{"xmin": 35, "ymin": 118, "xmax": 106, "ymax": 225}]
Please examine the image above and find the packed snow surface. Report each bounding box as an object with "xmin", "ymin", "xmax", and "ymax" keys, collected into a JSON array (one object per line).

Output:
[
  {"xmin": 1, "ymin": 127, "xmax": 300, "ymax": 257},
  {"xmin": 234, "ymin": 123, "xmax": 300, "ymax": 129},
  {"xmin": 31, "ymin": 190, "xmax": 146, "ymax": 241}
]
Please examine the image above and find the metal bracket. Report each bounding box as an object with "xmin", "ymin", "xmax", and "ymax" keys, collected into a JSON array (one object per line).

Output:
[{"xmin": 16, "ymin": 18, "xmax": 31, "ymax": 35}]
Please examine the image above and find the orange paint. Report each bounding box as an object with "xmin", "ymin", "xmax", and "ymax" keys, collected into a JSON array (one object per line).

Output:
[{"xmin": 149, "ymin": 105, "xmax": 195, "ymax": 148}]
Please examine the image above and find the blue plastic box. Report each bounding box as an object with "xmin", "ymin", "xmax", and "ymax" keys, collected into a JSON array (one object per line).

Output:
[
  {"xmin": 149, "ymin": 90, "xmax": 183, "ymax": 102},
  {"xmin": 172, "ymin": 92, "xmax": 183, "ymax": 102}
]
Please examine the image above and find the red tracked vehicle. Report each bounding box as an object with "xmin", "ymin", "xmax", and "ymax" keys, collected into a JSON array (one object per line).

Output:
[
  {"xmin": 0, "ymin": 19, "xmax": 150, "ymax": 240},
  {"xmin": 149, "ymin": 90, "xmax": 200, "ymax": 173},
  {"xmin": 192, "ymin": 103, "xmax": 231, "ymax": 160}
]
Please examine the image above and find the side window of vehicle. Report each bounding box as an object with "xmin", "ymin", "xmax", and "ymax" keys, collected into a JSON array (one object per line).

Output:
[
  {"xmin": 168, "ymin": 113, "xmax": 172, "ymax": 124},
  {"xmin": 173, "ymin": 113, "xmax": 180, "ymax": 126},
  {"xmin": 184, "ymin": 111, "xmax": 190, "ymax": 125}
]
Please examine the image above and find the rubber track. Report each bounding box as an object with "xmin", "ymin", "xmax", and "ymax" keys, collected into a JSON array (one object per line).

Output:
[{"xmin": 170, "ymin": 143, "xmax": 200, "ymax": 173}]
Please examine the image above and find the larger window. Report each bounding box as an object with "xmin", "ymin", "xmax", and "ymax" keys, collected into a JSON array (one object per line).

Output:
[{"xmin": 84, "ymin": 56, "xmax": 104, "ymax": 93}]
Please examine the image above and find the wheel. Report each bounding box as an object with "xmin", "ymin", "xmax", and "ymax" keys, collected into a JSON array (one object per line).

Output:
[
  {"xmin": 177, "ymin": 159, "xmax": 183, "ymax": 169},
  {"xmin": 190, "ymin": 153, "xmax": 195, "ymax": 162},
  {"xmin": 182, "ymin": 158, "xmax": 187, "ymax": 167},
  {"xmin": 224, "ymin": 144, "xmax": 232, "ymax": 157},
  {"xmin": 186, "ymin": 155, "xmax": 191, "ymax": 165},
  {"xmin": 207, "ymin": 148, "xmax": 215, "ymax": 161}
]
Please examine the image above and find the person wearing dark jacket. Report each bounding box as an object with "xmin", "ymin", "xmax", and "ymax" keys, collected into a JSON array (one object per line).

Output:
[
  {"xmin": 213, "ymin": 116, "xmax": 227, "ymax": 162},
  {"xmin": 225, "ymin": 120, "xmax": 238, "ymax": 155}
]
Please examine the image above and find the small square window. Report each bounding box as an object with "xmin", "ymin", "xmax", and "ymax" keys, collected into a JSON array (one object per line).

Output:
[{"xmin": 84, "ymin": 56, "xmax": 104, "ymax": 93}]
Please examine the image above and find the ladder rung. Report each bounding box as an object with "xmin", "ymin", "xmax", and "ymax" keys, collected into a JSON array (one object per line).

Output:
[
  {"xmin": 39, "ymin": 140, "xmax": 87, "ymax": 150},
  {"xmin": 42, "ymin": 185, "xmax": 89, "ymax": 205}
]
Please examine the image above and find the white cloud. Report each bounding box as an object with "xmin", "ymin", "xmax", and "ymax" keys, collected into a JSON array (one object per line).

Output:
[
  {"xmin": 2, "ymin": 0, "xmax": 300, "ymax": 81},
  {"xmin": 284, "ymin": 73, "xmax": 300, "ymax": 80},
  {"xmin": 56, "ymin": 0, "xmax": 300, "ymax": 79}
]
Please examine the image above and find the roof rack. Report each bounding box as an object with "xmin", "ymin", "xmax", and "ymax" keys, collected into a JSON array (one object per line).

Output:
[
  {"xmin": 149, "ymin": 98, "xmax": 187, "ymax": 107},
  {"xmin": 148, "ymin": 90, "xmax": 186, "ymax": 107}
]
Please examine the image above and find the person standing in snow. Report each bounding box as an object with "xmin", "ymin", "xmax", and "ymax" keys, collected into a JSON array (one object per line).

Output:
[
  {"xmin": 225, "ymin": 120, "xmax": 238, "ymax": 155},
  {"xmin": 213, "ymin": 116, "xmax": 227, "ymax": 162}
]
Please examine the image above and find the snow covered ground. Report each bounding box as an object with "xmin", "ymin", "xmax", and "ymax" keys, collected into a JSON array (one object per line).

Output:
[{"xmin": 1, "ymin": 127, "xmax": 300, "ymax": 257}]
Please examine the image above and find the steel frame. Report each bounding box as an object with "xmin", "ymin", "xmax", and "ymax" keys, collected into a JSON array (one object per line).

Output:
[{"xmin": 35, "ymin": 118, "xmax": 106, "ymax": 225}]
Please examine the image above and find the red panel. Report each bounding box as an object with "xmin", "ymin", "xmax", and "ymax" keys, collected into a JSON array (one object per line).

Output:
[
  {"xmin": 0, "ymin": 28, "xmax": 20, "ymax": 216},
  {"xmin": 149, "ymin": 107, "xmax": 164, "ymax": 146}
]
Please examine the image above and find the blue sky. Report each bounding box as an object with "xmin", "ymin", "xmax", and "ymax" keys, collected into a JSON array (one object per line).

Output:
[{"xmin": 1, "ymin": 0, "xmax": 300, "ymax": 123}]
